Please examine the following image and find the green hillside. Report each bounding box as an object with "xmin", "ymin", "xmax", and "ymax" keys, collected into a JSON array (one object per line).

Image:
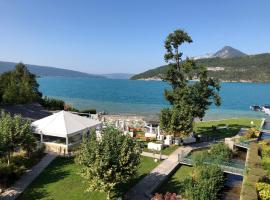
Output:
[{"xmin": 131, "ymin": 53, "xmax": 270, "ymax": 82}]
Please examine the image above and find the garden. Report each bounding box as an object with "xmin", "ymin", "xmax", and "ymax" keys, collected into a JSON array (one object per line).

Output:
[
  {"xmin": 18, "ymin": 156, "xmax": 158, "ymax": 200},
  {"xmin": 0, "ymin": 112, "xmax": 43, "ymax": 190}
]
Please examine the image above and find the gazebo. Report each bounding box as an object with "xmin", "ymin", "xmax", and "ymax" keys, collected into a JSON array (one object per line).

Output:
[{"xmin": 32, "ymin": 110, "xmax": 102, "ymax": 154}]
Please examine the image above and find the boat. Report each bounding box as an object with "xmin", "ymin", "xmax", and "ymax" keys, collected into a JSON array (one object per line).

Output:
[{"xmin": 250, "ymin": 105, "xmax": 262, "ymax": 111}]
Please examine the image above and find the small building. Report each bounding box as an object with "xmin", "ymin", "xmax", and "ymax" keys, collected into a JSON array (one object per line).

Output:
[{"xmin": 31, "ymin": 110, "xmax": 102, "ymax": 154}]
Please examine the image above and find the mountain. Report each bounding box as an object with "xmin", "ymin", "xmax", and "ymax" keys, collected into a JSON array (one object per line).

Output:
[
  {"xmin": 213, "ymin": 46, "xmax": 247, "ymax": 58},
  {"xmin": 102, "ymin": 73, "xmax": 134, "ymax": 79},
  {"xmin": 130, "ymin": 53, "xmax": 270, "ymax": 82},
  {"xmin": 0, "ymin": 61, "xmax": 105, "ymax": 78},
  {"xmin": 192, "ymin": 46, "xmax": 246, "ymax": 60}
]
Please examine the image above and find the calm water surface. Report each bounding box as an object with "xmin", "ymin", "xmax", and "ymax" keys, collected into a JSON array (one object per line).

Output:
[{"xmin": 38, "ymin": 77, "xmax": 270, "ymax": 120}]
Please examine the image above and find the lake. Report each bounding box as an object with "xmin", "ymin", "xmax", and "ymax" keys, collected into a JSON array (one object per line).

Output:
[{"xmin": 38, "ymin": 77, "xmax": 270, "ymax": 120}]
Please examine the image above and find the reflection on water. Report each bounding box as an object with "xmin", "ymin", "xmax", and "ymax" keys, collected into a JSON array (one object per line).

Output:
[{"xmin": 222, "ymin": 174, "xmax": 243, "ymax": 200}]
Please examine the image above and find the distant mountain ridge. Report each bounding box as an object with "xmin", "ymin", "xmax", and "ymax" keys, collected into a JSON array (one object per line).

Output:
[
  {"xmin": 0, "ymin": 61, "xmax": 105, "ymax": 78},
  {"xmin": 131, "ymin": 50, "xmax": 270, "ymax": 82}
]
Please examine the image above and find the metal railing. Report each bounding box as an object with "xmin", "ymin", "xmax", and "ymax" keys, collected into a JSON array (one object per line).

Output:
[{"xmin": 178, "ymin": 156, "xmax": 245, "ymax": 176}]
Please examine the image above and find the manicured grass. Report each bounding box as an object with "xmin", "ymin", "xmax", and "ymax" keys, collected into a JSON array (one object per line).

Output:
[
  {"xmin": 195, "ymin": 118, "xmax": 262, "ymax": 138},
  {"xmin": 18, "ymin": 156, "xmax": 158, "ymax": 200},
  {"xmin": 143, "ymin": 145, "xmax": 179, "ymax": 155},
  {"xmin": 157, "ymin": 165, "xmax": 193, "ymax": 194}
]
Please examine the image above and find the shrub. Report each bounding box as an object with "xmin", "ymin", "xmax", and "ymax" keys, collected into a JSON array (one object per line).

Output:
[
  {"xmin": 256, "ymin": 182, "xmax": 270, "ymax": 200},
  {"xmin": 151, "ymin": 192, "xmax": 183, "ymax": 200},
  {"xmin": 243, "ymin": 128, "xmax": 260, "ymax": 139},
  {"xmin": 184, "ymin": 164, "xmax": 224, "ymax": 200},
  {"xmin": 40, "ymin": 96, "xmax": 65, "ymax": 110},
  {"xmin": 209, "ymin": 142, "xmax": 233, "ymax": 162}
]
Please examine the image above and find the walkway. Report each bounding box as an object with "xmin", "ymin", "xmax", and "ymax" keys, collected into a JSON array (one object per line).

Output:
[
  {"xmin": 0, "ymin": 153, "xmax": 57, "ymax": 200},
  {"xmin": 126, "ymin": 142, "xmax": 210, "ymax": 200},
  {"xmin": 141, "ymin": 152, "xmax": 168, "ymax": 160}
]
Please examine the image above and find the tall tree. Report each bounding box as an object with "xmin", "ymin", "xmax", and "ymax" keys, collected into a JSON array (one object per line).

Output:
[
  {"xmin": 160, "ymin": 29, "xmax": 221, "ymax": 137},
  {"xmin": 76, "ymin": 126, "xmax": 141, "ymax": 199},
  {"xmin": 0, "ymin": 63, "xmax": 42, "ymax": 104}
]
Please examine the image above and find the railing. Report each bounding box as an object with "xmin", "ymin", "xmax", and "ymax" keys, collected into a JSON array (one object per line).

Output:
[{"xmin": 178, "ymin": 156, "xmax": 245, "ymax": 176}]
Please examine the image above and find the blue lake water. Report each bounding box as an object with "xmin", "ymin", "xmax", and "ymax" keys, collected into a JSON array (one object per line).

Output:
[{"xmin": 38, "ymin": 77, "xmax": 270, "ymax": 120}]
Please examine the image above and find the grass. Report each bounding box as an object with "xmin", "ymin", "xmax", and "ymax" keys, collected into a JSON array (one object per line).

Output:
[
  {"xmin": 157, "ymin": 165, "xmax": 193, "ymax": 194},
  {"xmin": 195, "ymin": 118, "xmax": 262, "ymax": 138},
  {"xmin": 143, "ymin": 145, "xmax": 179, "ymax": 155},
  {"xmin": 18, "ymin": 156, "xmax": 159, "ymax": 200}
]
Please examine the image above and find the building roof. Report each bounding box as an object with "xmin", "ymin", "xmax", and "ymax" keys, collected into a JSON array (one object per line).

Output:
[{"xmin": 31, "ymin": 111, "xmax": 102, "ymax": 138}]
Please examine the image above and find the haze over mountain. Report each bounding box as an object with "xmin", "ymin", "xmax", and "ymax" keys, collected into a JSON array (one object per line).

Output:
[{"xmin": 0, "ymin": 61, "xmax": 105, "ymax": 78}]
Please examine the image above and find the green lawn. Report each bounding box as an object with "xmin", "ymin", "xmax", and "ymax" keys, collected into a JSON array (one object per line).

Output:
[
  {"xmin": 18, "ymin": 156, "xmax": 158, "ymax": 200},
  {"xmin": 195, "ymin": 118, "xmax": 262, "ymax": 138},
  {"xmin": 158, "ymin": 165, "xmax": 193, "ymax": 194}
]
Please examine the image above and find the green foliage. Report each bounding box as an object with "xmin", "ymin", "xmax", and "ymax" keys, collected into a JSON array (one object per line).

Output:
[
  {"xmin": 184, "ymin": 164, "xmax": 224, "ymax": 200},
  {"xmin": 0, "ymin": 63, "xmax": 42, "ymax": 104},
  {"xmin": 131, "ymin": 53, "xmax": 270, "ymax": 82},
  {"xmin": 256, "ymin": 182, "xmax": 270, "ymax": 200},
  {"xmin": 209, "ymin": 143, "xmax": 233, "ymax": 162},
  {"xmin": 40, "ymin": 96, "xmax": 65, "ymax": 110},
  {"xmin": 240, "ymin": 143, "xmax": 267, "ymax": 200},
  {"xmin": 243, "ymin": 128, "xmax": 260, "ymax": 139},
  {"xmin": 160, "ymin": 29, "xmax": 220, "ymax": 137},
  {"xmin": 0, "ymin": 111, "xmax": 37, "ymax": 165},
  {"xmin": 76, "ymin": 126, "xmax": 141, "ymax": 199},
  {"xmin": 0, "ymin": 148, "xmax": 44, "ymax": 188}
]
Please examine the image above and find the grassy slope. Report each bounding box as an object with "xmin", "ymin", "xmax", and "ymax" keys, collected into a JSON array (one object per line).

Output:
[
  {"xmin": 195, "ymin": 118, "xmax": 262, "ymax": 138},
  {"xmin": 18, "ymin": 156, "xmax": 158, "ymax": 200},
  {"xmin": 158, "ymin": 166, "xmax": 193, "ymax": 194}
]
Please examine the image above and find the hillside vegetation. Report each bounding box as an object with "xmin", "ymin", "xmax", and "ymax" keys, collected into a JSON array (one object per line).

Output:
[{"xmin": 131, "ymin": 53, "xmax": 270, "ymax": 82}]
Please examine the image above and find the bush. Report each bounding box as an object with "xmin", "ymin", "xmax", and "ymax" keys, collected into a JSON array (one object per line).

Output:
[
  {"xmin": 209, "ymin": 143, "xmax": 233, "ymax": 162},
  {"xmin": 243, "ymin": 128, "xmax": 260, "ymax": 139},
  {"xmin": 40, "ymin": 96, "xmax": 65, "ymax": 110},
  {"xmin": 151, "ymin": 192, "xmax": 183, "ymax": 200},
  {"xmin": 256, "ymin": 182, "xmax": 270, "ymax": 200}
]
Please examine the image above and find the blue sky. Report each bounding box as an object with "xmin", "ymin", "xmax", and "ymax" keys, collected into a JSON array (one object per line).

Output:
[{"xmin": 0, "ymin": 0, "xmax": 269, "ymax": 74}]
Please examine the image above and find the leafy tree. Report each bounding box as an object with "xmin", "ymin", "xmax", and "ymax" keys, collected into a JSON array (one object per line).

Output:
[
  {"xmin": 209, "ymin": 143, "xmax": 233, "ymax": 163},
  {"xmin": 76, "ymin": 126, "xmax": 141, "ymax": 199},
  {"xmin": 0, "ymin": 63, "xmax": 42, "ymax": 104},
  {"xmin": 160, "ymin": 29, "xmax": 221, "ymax": 137},
  {"xmin": 184, "ymin": 164, "xmax": 224, "ymax": 200},
  {"xmin": 0, "ymin": 111, "xmax": 36, "ymax": 165}
]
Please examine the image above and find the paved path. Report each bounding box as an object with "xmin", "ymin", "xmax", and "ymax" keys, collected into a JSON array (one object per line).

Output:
[
  {"xmin": 126, "ymin": 142, "xmax": 211, "ymax": 200},
  {"xmin": 141, "ymin": 152, "xmax": 168, "ymax": 160},
  {"xmin": 0, "ymin": 153, "xmax": 57, "ymax": 200}
]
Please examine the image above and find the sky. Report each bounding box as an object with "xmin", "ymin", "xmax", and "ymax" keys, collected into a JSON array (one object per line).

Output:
[{"xmin": 0, "ymin": 0, "xmax": 270, "ymax": 74}]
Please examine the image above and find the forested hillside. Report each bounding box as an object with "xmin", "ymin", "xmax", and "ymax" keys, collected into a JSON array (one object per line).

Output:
[{"xmin": 131, "ymin": 53, "xmax": 270, "ymax": 82}]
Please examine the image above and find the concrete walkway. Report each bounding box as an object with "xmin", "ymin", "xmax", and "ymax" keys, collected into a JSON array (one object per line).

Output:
[
  {"xmin": 0, "ymin": 153, "xmax": 57, "ymax": 200},
  {"xmin": 126, "ymin": 142, "xmax": 211, "ymax": 200},
  {"xmin": 141, "ymin": 152, "xmax": 168, "ymax": 160}
]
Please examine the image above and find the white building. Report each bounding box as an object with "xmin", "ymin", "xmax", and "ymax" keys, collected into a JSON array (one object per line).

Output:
[{"xmin": 32, "ymin": 111, "xmax": 102, "ymax": 154}]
